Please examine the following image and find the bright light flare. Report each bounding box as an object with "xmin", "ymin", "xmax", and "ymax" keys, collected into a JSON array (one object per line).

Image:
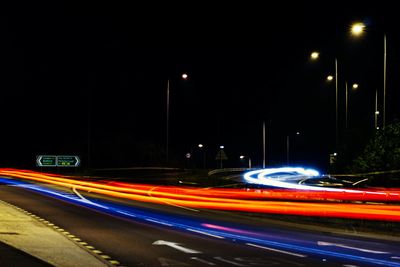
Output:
[{"xmin": 351, "ymin": 22, "xmax": 366, "ymax": 36}]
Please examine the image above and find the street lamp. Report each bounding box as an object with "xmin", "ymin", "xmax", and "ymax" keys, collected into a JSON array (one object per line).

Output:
[
  {"xmin": 219, "ymin": 145, "xmax": 225, "ymax": 168},
  {"xmin": 317, "ymin": 54, "xmax": 339, "ymax": 149},
  {"xmin": 286, "ymin": 131, "xmax": 300, "ymax": 165},
  {"xmin": 166, "ymin": 73, "xmax": 189, "ymax": 165},
  {"xmin": 198, "ymin": 144, "xmax": 206, "ymax": 168},
  {"xmin": 240, "ymin": 155, "xmax": 252, "ymax": 168},
  {"xmin": 345, "ymin": 82, "xmax": 360, "ymax": 129},
  {"xmin": 350, "ymin": 22, "xmax": 387, "ymax": 128}
]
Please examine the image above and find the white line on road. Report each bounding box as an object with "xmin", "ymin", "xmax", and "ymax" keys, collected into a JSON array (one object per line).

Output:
[
  {"xmin": 317, "ymin": 241, "xmax": 389, "ymax": 254},
  {"xmin": 145, "ymin": 219, "xmax": 173, "ymax": 226},
  {"xmin": 246, "ymin": 243, "xmax": 307, "ymax": 258},
  {"xmin": 214, "ymin": 257, "xmax": 248, "ymax": 266},
  {"xmin": 153, "ymin": 240, "xmax": 202, "ymax": 254},
  {"xmin": 190, "ymin": 257, "xmax": 216, "ymax": 265},
  {"xmin": 186, "ymin": 228, "xmax": 224, "ymax": 239},
  {"xmin": 391, "ymin": 256, "xmax": 400, "ymax": 260}
]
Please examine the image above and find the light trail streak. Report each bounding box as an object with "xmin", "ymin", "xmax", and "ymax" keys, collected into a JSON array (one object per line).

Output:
[
  {"xmin": 0, "ymin": 176, "xmax": 399, "ymax": 266},
  {"xmin": 0, "ymin": 169, "xmax": 399, "ymax": 222}
]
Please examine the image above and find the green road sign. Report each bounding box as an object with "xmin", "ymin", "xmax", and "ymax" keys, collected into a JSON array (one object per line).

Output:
[
  {"xmin": 57, "ymin": 155, "xmax": 80, "ymax": 167},
  {"xmin": 36, "ymin": 155, "xmax": 57, "ymax": 167}
]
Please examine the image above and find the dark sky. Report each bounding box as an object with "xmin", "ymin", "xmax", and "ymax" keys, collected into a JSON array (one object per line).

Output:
[{"xmin": 1, "ymin": 2, "xmax": 400, "ymax": 171}]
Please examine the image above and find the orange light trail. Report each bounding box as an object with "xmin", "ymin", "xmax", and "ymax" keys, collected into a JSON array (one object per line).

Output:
[{"xmin": 1, "ymin": 168, "xmax": 400, "ymax": 222}]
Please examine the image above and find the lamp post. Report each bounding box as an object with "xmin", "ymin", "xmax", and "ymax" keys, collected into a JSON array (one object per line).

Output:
[
  {"xmin": 311, "ymin": 52, "xmax": 338, "ymax": 150},
  {"xmin": 345, "ymin": 82, "xmax": 359, "ymax": 129},
  {"xmin": 240, "ymin": 155, "xmax": 252, "ymax": 168},
  {"xmin": 166, "ymin": 73, "xmax": 188, "ymax": 165},
  {"xmin": 286, "ymin": 132, "xmax": 300, "ymax": 165},
  {"xmin": 198, "ymin": 144, "xmax": 206, "ymax": 169},
  {"xmin": 351, "ymin": 22, "xmax": 387, "ymax": 128},
  {"xmin": 375, "ymin": 89, "xmax": 380, "ymax": 130},
  {"xmin": 219, "ymin": 145, "xmax": 224, "ymax": 168}
]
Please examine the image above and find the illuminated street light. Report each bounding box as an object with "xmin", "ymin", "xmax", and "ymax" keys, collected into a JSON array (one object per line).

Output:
[
  {"xmin": 310, "ymin": 51, "xmax": 319, "ymax": 60},
  {"xmin": 350, "ymin": 22, "xmax": 366, "ymax": 36},
  {"xmin": 345, "ymin": 82, "xmax": 360, "ymax": 129},
  {"xmin": 198, "ymin": 144, "xmax": 206, "ymax": 168},
  {"xmin": 350, "ymin": 22, "xmax": 387, "ymax": 128},
  {"xmin": 239, "ymin": 155, "xmax": 252, "ymax": 168},
  {"xmin": 310, "ymin": 53, "xmax": 338, "ymax": 150},
  {"xmin": 166, "ymin": 73, "xmax": 189, "ymax": 164}
]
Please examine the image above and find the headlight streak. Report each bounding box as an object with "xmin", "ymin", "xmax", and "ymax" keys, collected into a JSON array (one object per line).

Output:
[
  {"xmin": 0, "ymin": 169, "xmax": 400, "ymax": 222},
  {"xmin": 0, "ymin": 177, "xmax": 399, "ymax": 267}
]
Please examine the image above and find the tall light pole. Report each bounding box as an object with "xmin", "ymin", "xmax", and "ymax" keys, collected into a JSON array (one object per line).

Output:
[
  {"xmin": 345, "ymin": 82, "xmax": 359, "ymax": 129},
  {"xmin": 240, "ymin": 155, "xmax": 252, "ymax": 168},
  {"xmin": 166, "ymin": 73, "xmax": 188, "ymax": 165},
  {"xmin": 311, "ymin": 52, "xmax": 338, "ymax": 151},
  {"xmin": 198, "ymin": 144, "xmax": 206, "ymax": 169},
  {"xmin": 351, "ymin": 22, "xmax": 387, "ymax": 128},
  {"xmin": 375, "ymin": 89, "xmax": 380, "ymax": 130},
  {"xmin": 263, "ymin": 121, "xmax": 266, "ymax": 168},
  {"xmin": 383, "ymin": 34, "xmax": 387, "ymax": 128},
  {"xmin": 286, "ymin": 132, "xmax": 300, "ymax": 165},
  {"xmin": 219, "ymin": 145, "xmax": 224, "ymax": 168}
]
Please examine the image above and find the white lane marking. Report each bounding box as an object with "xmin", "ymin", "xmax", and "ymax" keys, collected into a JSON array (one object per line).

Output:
[
  {"xmin": 317, "ymin": 241, "xmax": 389, "ymax": 254},
  {"xmin": 148, "ymin": 186, "xmax": 199, "ymax": 212},
  {"xmin": 153, "ymin": 240, "xmax": 202, "ymax": 254},
  {"xmin": 190, "ymin": 257, "xmax": 216, "ymax": 265},
  {"xmin": 391, "ymin": 256, "xmax": 400, "ymax": 260},
  {"xmin": 214, "ymin": 257, "xmax": 247, "ymax": 266},
  {"xmin": 186, "ymin": 228, "xmax": 224, "ymax": 239},
  {"xmin": 343, "ymin": 264, "xmax": 359, "ymax": 267},
  {"xmin": 145, "ymin": 219, "xmax": 173, "ymax": 226},
  {"xmin": 246, "ymin": 243, "xmax": 307, "ymax": 258},
  {"xmin": 116, "ymin": 210, "xmax": 136, "ymax": 217}
]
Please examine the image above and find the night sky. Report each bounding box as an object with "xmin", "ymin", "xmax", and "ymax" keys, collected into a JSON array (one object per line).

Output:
[{"xmin": 2, "ymin": 2, "xmax": 400, "ymax": 171}]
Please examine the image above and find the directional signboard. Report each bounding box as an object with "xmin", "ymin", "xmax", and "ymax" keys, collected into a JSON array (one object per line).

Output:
[
  {"xmin": 37, "ymin": 155, "xmax": 80, "ymax": 167},
  {"xmin": 57, "ymin": 155, "xmax": 80, "ymax": 167},
  {"xmin": 36, "ymin": 155, "xmax": 57, "ymax": 167}
]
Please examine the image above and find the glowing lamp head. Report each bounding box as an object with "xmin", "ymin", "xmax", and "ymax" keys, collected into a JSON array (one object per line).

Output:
[
  {"xmin": 351, "ymin": 22, "xmax": 366, "ymax": 36},
  {"xmin": 240, "ymin": 155, "xmax": 245, "ymax": 159},
  {"xmin": 310, "ymin": 51, "xmax": 319, "ymax": 60},
  {"xmin": 327, "ymin": 75, "xmax": 334, "ymax": 81},
  {"xmin": 182, "ymin": 73, "xmax": 188, "ymax": 80},
  {"xmin": 352, "ymin": 83, "xmax": 359, "ymax": 89},
  {"xmin": 198, "ymin": 144, "xmax": 203, "ymax": 148},
  {"xmin": 220, "ymin": 145, "xmax": 224, "ymax": 149}
]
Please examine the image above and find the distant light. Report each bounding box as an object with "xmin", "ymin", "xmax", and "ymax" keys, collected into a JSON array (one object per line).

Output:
[
  {"xmin": 351, "ymin": 22, "xmax": 366, "ymax": 36},
  {"xmin": 198, "ymin": 144, "xmax": 203, "ymax": 148},
  {"xmin": 326, "ymin": 75, "xmax": 334, "ymax": 81},
  {"xmin": 333, "ymin": 153, "xmax": 337, "ymax": 156},
  {"xmin": 240, "ymin": 155, "xmax": 245, "ymax": 159},
  {"xmin": 182, "ymin": 73, "xmax": 188, "ymax": 80},
  {"xmin": 376, "ymin": 127, "xmax": 380, "ymax": 130},
  {"xmin": 220, "ymin": 145, "xmax": 224, "ymax": 149},
  {"xmin": 296, "ymin": 132, "xmax": 300, "ymax": 135},
  {"xmin": 375, "ymin": 111, "xmax": 380, "ymax": 115},
  {"xmin": 352, "ymin": 83, "xmax": 359, "ymax": 89},
  {"xmin": 310, "ymin": 51, "xmax": 319, "ymax": 60}
]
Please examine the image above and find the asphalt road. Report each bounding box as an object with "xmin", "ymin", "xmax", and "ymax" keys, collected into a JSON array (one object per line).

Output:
[{"xmin": 0, "ymin": 182, "xmax": 399, "ymax": 267}]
